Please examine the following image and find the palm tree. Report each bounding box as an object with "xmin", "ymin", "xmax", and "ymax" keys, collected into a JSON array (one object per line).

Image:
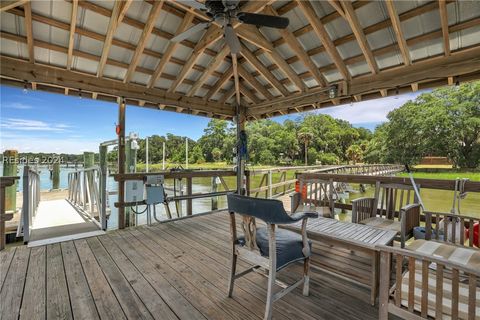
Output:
[{"xmin": 298, "ymin": 131, "xmax": 314, "ymax": 165}]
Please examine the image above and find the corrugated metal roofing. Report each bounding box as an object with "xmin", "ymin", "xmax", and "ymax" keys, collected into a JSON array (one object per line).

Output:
[{"xmin": 0, "ymin": 0, "xmax": 479, "ymax": 119}]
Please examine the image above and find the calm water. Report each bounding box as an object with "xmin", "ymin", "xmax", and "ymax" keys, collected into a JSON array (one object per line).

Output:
[{"xmin": 2, "ymin": 166, "xmax": 479, "ymax": 228}]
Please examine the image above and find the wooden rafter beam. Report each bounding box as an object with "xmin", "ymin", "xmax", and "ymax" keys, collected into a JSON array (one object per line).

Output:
[
  {"xmin": 296, "ymin": 0, "xmax": 350, "ymax": 80},
  {"xmin": 232, "ymin": 53, "xmax": 241, "ymax": 105},
  {"xmin": 385, "ymin": 0, "xmax": 411, "ymax": 66},
  {"xmin": 218, "ymin": 86, "xmax": 235, "ymax": 105},
  {"xmin": 239, "ymin": 82, "xmax": 260, "ymax": 104},
  {"xmin": 339, "ymin": 1, "xmax": 379, "ymax": 74},
  {"xmin": 67, "ymin": 0, "xmax": 78, "ymax": 70},
  {"xmin": 0, "ymin": 0, "xmax": 28, "ymax": 12},
  {"xmin": 23, "ymin": 1, "xmax": 34, "ymax": 63},
  {"xmin": 118, "ymin": 0, "xmax": 132, "ymax": 23},
  {"xmin": 0, "ymin": 55, "xmax": 234, "ymax": 116},
  {"xmin": 97, "ymin": 0, "xmax": 122, "ymax": 77},
  {"xmin": 204, "ymin": 67, "xmax": 233, "ymax": 101},
  {"xmin": 438, "ymin": 0, "xmax": 450, "ymax": 56},
  {"xmin": 328, "ymin": 0, "xmax": 345, "ymax": 18},
  {"xmin": 240, "ymin": 43, "xmax": 289, "ymax": 96},
  {"xmin": 235, "ymin": 24, "xmax": 305, "ymax": 91},
  {"xmin": 188, "ymin": 45, "xmax": 230, "ymax": 96},
  {"xmin": 148, "ymin": 12, "xmax": 194, "ymax": 88},
  {"xmin": 249, "ymin": 46, "xmax": 480, "ymax": 115},
  {"xmin": 265, "ymin": 6, "xmax": 325, "ymax": 88},
  {"xmin": 237, "ymin": 64, "xmax": 273, "ymax": 100},
  {"xmin": 124, "ymin": 0, "xmax": 164, "ymax": 83}
]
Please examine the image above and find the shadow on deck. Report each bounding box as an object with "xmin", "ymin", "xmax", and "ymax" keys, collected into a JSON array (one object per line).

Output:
[{"xmin": 0, "ymin": 211, "xmax": 382, "ymax": 320}]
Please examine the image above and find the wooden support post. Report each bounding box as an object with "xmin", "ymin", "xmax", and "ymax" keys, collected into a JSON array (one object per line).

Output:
[
  {"xmin": 118, "ymin": 98, "xmax": 126, "ymax": 229},
  {"xmin": 211, "ymin": 176, "xmax": 218, "ymax": 210},
  {"xmin": 186, "ymin": 177, "xmax": 192, "ymax": 216},
  {"xmin": 52, "ymin": 162, "xmax": 60, "ymax": 190},
  {"xmin": 236, "ymin": 104, "xmax": 247, "ymax": 195},
  {"xmin": 2, "ymin": 150, "xmax": 18, "ymax": 212},
  {"xmin": 83, "ymin": 151, "xmax": 94, "ymax": 168},
  {"xmin": 99, "ymin": 144, "xmax": 108, "ymax": 230}
]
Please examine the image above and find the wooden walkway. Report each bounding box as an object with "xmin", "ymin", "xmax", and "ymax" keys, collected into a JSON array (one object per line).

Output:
[{"xmin": 0, "ymin": 211, "xmax": 383, "ymax": 320}]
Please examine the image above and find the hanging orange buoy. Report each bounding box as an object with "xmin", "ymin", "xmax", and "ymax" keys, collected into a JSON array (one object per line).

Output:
[
  {"xmin": 295, "ymin": 181, "xmax": 307, "ymax": 199},
  {"xmin": 116, "ymin": 124, "xmax": 121, "ymax": 135},
  {"xmin": 466, "ymin": 222, "xmax": 479, "ymax": 247}
]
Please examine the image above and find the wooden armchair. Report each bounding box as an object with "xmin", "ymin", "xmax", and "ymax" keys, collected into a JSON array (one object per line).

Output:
[
  {"xmin": 378, "ymin": 245, "xmax": 480, "ymax": 320},
  {"xmin": 351, "ymin": 182, "xmax": 421, "ymax": 247},
  {"xmin": 227, "ymin": 194, "xmax": 318, "ymax": 320},
  {"xmin": 290, "ymin": 178, "xmax": 335, "ymax": 218}
]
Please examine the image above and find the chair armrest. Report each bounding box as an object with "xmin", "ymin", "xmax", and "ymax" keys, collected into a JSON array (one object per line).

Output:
[
  {"xmin": 289, "ymin": 211, "xmax": 318, "ymax": 222},
  {"xmin": 351, "ymin": 197, "xmax": 375, "ymax": 223},
  {"xmin": 290, "ymin": 192, "xmax": 301, "ymax": 213}
]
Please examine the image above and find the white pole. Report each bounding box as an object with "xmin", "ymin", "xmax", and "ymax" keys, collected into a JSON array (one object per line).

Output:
[
  {"xmin": 185, "ymin": 138, "xmax": 189, "ymax": 169},
  {"xmin": 146, "ymin": 137, "xmax": 149, "ymax": 173},
  {"xmin": 162, "ymin": 141, "xmax": 165, "ymax": 170}
]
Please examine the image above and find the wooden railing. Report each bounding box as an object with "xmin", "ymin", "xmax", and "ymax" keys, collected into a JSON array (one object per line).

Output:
[
  {"xmin": 18, "ymin": 166, "xmax": 40, "ymax": 243},
  {"xmin": 68, "ymin": 166, "xmax": 106, "ymax": 230},
  {"xmin": 0, "ymin": 176, "xmax": 19, "ymax": 250}
]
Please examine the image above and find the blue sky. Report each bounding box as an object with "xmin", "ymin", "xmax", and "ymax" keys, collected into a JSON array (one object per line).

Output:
[{"xmin": 0, "ymin": 85, "xmax": 425, "ymax": 154}]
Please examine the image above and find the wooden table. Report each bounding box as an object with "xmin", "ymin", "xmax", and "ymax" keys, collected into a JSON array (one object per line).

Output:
[{"xmin": 283, "ymin": 216, "xmax": 397, "ymax": 305}]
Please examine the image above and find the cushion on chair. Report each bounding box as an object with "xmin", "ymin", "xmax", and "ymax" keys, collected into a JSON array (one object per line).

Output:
[
  {"xmin": 295, "ymin": 204, "xmax": 332, "ymax": 218},
  {"xmin": 360, "ymin": 217, "xmax": 401, "ymax": 232},
  {"xmin": 255, "ymin": 227, "xmax": 312, "ymax": 271}
]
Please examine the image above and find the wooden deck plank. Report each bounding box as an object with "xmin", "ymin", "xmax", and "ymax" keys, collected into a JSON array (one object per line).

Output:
[
  {"xmin": 74, "ymin": 239, "xmax": 127, "ymax": 320},
  {"xmin": 60, "ymin": 241, "xmax": 100, "ymax": 320},
  {"xmin": 20, "ymin": 246, "xmax": 46, "ymax": 320},
  {"xmin": 96, "ymin": 235, "xmax": 179, "ymax": 320},
  {"xmin": 0, "ymin": 246, "xmax": 16, "ymax": 290},
  {"xmin": 0, "ymin": 246, "xmax": 30, "ymax": 320},
  {"xmin": 85, "ymin": 237, "xmax": 154, "ymax": 320},
  {"xmin": 106, "ymin": 232, "xmax": 207, "ymax": 320},
  {"xmin": 46, "ymin": 243, "xmax": 73, "ymax": 320}
]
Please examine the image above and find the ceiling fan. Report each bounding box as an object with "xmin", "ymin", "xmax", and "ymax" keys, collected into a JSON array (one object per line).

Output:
[{"xmin": 171, "ymin": 0, "xmax": 289, "ymax": 54}]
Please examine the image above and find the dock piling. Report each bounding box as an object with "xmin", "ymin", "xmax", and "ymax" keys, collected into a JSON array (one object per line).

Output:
[{"xmin": 2, "ymin": 150, "xmax": 18, "ymax": 212}]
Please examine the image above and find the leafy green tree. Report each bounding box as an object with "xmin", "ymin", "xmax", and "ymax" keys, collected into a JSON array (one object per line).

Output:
[
  {"xmin": 346, "ymin": 144, "xmax": 363, "ymax": 164},
  {"xmin": 211, "ymin": 147, "xmax": 222, "ymax": 162}
]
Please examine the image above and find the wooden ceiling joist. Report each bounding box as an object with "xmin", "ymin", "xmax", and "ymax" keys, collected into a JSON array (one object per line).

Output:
[
  {"xmin": 124, "ymin": 0, "xmax": 164, "ymax": 83},
  {"xmin": 204, "ymin": 67, "xmax": 233, "ymax": 101},
  {"xmin": 239, "ymin": 82, "xmax": 260, "ymax": 104},
  {"xmin": 438, "ymin": 0, "xmax": 450, "ymax": 56},
  {"xmin": 232, "ymin": 53, "xmax": 241, "ymax": 105},
  {"xmin": 237, "ymin": 64, "xmax": 273, "ymax": 100},
  {"xmin": 385, "ymin": 0, "xmax": 411, "ymax": 66},
  {"xmin": 148, "ymin": 12, "xmax": 194, "ymax": 88},
  {"xmin": 0, "ymin": 0, "xmax": 28, "ymax": 12},
  {"xmin": 118, "ymin": 0, "xmax": 133, "ymax": 24},
  {"xmin": 0, "ymin": 55, "xmax": 233, "ymax": 116},
  {"xmin": 240, "ymin": 43, "xmax": 289, "ymax": 96},
  {"xmin": 265, "ymin": 6, "xmax": 326, "ymax": 88},
  {"xmin": 218, "ymin": 86, "xmax": 236, "ymax": 105},
  {"xmin": 23, "ymin": 1, "xmax": 33, "ymax": 63},
  {"xmin": 188, "ymin": 45, "xmax": 230, "ymax": 97},
  {"xmin": 339, "ymin": 1, "xmax": 379, "ymax": 74},
  {"xmin": 66, "ymin": 0, "xmax": 78, "ymax": 70},
  {"xmin": 296, "ymin": 0, "xmax": 350, "ymax": 80},
  {"xmin": 97, "ymin": 0, "xmax": 122, "ymax": 77}
]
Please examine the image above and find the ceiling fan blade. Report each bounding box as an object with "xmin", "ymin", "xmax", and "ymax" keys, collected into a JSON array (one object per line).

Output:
[
  {"xmin": 174, "ymin": 0, "xmax": 207, "ymax": 11},
  {"xmin": 224, "ymin": 24, "xmax": 241, "ymax": 54},
  {"xmin": 171, "ymin": 22, "xmax": 210, "ymax": 43},
  {"xmin": 237, "ymin": 12, "xmax": 289, "ymax": 29}
]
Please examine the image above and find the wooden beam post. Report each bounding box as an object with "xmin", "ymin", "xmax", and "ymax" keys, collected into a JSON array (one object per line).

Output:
[
  {"xmin": 439, "ymin": 0, "xmax": 450, "ymax": 56},
  {"xmin": 99, "ymin": 144, "xmax": 108, "ymax": 230},
  {"xmin": 23, "ymin": 1, "xmax": 34, "ymax": 63},
  {"xmin": 2, "ymin": 150, "xmax": 18, "ymax": 212},
  {"xmin": 118, "ymin": 98, "xmax": 126, "ymax": 229},
  {"xmin": 236, "ymin": 104, "xmax": 247, "ymax": 195},
  {"xmin": 385, "ymin": 0, "xmax": 411, "ymax": 66},
  {"xmin": 67, "ymin": 0, "xmax": 78, "ymax": 70}
]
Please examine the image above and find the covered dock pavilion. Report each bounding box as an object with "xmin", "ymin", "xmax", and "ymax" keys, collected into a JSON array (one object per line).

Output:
[{"xmin": 1, "ymin": 0, "xmax": 480, "ymax": 319}]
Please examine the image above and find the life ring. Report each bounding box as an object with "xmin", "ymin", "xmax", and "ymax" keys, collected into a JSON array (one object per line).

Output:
[
  {"xmin": 466, "ymin": 222, "xmax": 479, "ymax": 247},
  {"xmin": 295, "ymin": 181, "xmax": 307, "ymax": 200}
]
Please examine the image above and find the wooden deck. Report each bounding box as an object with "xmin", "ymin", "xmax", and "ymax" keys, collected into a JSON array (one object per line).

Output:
[{"xmin": 0, "ymin": 211, "xmax": 384, "ymax": 320}]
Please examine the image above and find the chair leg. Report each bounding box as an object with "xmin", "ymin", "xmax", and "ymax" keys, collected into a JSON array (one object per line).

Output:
[
  {"xmin": 228, "ymin": 253, "xmax": 237, "ymax": 297},
  {"xmin": 264, "ymin": 267, "xmax": 276, "ymax": 320},
  {"xmin": 303, "ymin": 257, "xmax": 310, "ymax": 296}
]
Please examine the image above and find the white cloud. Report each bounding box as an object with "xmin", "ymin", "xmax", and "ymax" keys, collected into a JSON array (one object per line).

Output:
[
  {"xmin": 315, "ymin": 91, "xmax": 428, "ymax": 124},
  {"xmin": 1, "ymin": 118, "xmax": 71, "ymax": 132},
  {"xmin": 2, "ymin": 102, "xmax": 33, "ymax": 110},
  {"xmin": 0, "ymin": 136, "xmax": 102, "ymax": 154}
]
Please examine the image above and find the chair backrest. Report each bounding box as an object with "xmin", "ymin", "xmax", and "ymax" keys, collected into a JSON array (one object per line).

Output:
[
  {"xmin": 299, "ymin": 178, "xmax": 335, "ymax": 211},
  {"xmin": 373, "ymin": 182, "xmax": 420, "ymax": 220},
  {"xmin": 227, "ymin": 194, "xmax": 294, "ymax": 224}
]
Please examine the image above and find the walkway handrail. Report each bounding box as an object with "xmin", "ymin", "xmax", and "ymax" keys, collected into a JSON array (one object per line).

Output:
[
  {"xmin": 68, "ymin": 166, "xmax": 106, "ymax": 230},
  {"xmin": 19, "ymin": 166, "xmax": 40, "ymax": 243}
]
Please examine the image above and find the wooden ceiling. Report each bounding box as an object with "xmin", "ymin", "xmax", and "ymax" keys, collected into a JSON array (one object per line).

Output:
[{"xmin": 1, "ymin": 0, "xmax": 480, "ymax": 121}]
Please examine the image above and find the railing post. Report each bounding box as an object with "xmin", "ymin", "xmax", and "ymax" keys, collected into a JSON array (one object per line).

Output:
[
  {"xmin": 22, "ymin": 166, "xmax": 30, "ymax": 243},
  {"xmin": 186, "ymin": 177, "xmax": 192, "ymax": 216},
  {"xmin": 211, "ymin": 176, "xmax": 218, "ymax": 211},
  {"xmin": 99, "ymin": 145, "xmax": 108, "ymax": 230},
  {"xmin": 268, "ymin": 170, "xmax": 273, "ymax": 199}
]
